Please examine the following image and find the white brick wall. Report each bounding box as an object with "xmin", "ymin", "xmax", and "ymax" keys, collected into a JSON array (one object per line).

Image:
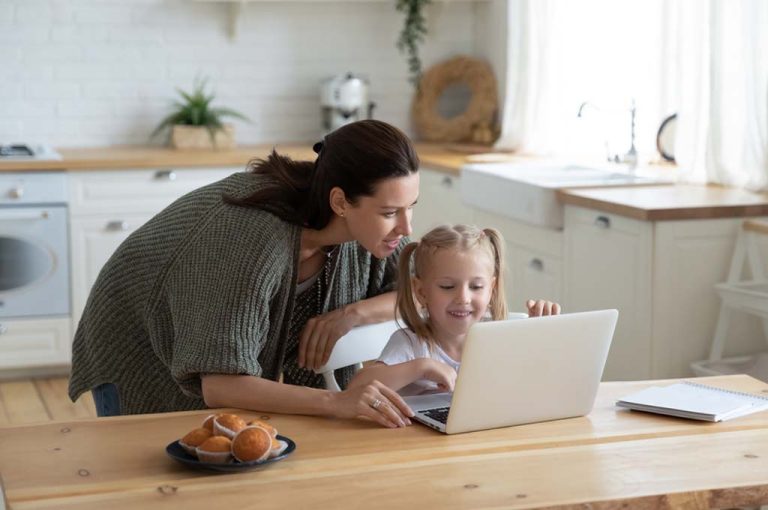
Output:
[{"xmin": 0, "ymin": 0, "xmax": 502, "ymax": 147}]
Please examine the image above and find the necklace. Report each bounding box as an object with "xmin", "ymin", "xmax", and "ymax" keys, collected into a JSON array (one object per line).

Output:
[{"xmin": 315, "ymin": 246, "xmax": 336, "ymax": 315}]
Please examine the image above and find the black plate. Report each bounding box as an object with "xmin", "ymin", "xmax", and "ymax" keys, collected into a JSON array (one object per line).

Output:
[{"xmin": 166, "ymin": 434, "xmax": 296, "ymax": 472}]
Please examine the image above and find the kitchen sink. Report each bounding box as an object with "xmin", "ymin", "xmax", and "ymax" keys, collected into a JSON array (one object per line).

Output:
[{"xmin": 460, "ymin": 161, "xmax": 673, "ymax": 229}]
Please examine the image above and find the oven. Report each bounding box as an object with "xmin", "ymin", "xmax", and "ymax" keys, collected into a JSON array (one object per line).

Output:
[{"xmin": 0, "ymin": 172, "xmax": 70, "ymax": 319}]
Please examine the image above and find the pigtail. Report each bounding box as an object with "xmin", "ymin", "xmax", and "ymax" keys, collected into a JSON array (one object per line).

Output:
[
  {"xmin": 483, "ymin": 227, "xmax": 508, "ymax": 320},
  {"xmin": 396, "ymin": 242, "xmax": 433, "ymax": 344}
]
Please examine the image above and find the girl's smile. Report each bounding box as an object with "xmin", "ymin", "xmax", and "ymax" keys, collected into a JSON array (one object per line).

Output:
[{"xmin": 414, "ymin": 248, "xmax": 497, "ymax": 347}]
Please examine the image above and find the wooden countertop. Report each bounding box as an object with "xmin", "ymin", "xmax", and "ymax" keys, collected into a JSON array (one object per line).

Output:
[
  {"xmin": 0, "ymin": 143, "xmax": 467, "ymax": 174},
  {"xmin": 2, "ymin": 375, "xmax": 768, "ymax": 509},
  {"xmin": 2, "ymin": 143, "xmax": 767, "ymax": 221},
  {"xmin": 558, "ymin": 184, "xmax": 768, "ymax": 221},
  {"xmin": 0, "ymin": 144, "xmax": 317, "ymax": 172}
]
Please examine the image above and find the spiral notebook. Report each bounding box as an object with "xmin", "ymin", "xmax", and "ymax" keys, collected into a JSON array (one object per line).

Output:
[{"xmin": 616, "ymin": 381, "xmax": 768, "ymax": 422}]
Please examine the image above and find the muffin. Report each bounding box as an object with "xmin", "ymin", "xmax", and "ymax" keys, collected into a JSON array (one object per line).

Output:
[
  {"xmin": 232, "ymin": 426, "xmax": 272, "ymax": 463},
  {"xmin": 179, "ymin": 427, "xmax": 213, "ymax": 457},
  {"xmin": 247, "ymin": 419, "xmax": 278, "ymax": 438},
  {"xmin": 201, "ymin": 413, "xmax": 222, "ymax": 432},
  {"xmin": 213, "ymin": 414, "xmax": 247, "ymax": 439},
  {"xmin": 196, "ymin": 436, "xmax": 233, "ymax": 464},
  {"xmin": 269, "ymin": 438, "xmax": 289, "ymax": 459}
]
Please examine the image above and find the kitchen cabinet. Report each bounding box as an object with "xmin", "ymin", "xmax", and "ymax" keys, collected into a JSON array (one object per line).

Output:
[
  {"xmin": 411, "ymin": 167, "xmax": 475, "ymax": 239},
  {"xmin": 472, "ymin": 209, "xmax": 563, "ymax": 312},
  {"xmin": 564, "ymin": 204, "xmax": 768, "ymax": 380},
  {"xmin": 563, "ymin": 206, "xmax": 653, "ymax": 380},
  {"xmin": 68, "ymin": 167, "xmax": 239, "ymax": 334},
  {"xmin": 0, "ymin": 318, "xmax": 72, "ymax": 370}
]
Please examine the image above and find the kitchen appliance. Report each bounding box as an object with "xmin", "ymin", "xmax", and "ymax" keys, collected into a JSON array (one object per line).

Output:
[
  {"xmin": 0, "ymin": 172, "xmax": 70, "ymax": 318},
  {"xmin": 0, "ymin": 144, "xmax": 61, "ymax": 161},
  {"xmin": 320, "ymin": 73, "xmax": 375, "ymax": 134}
]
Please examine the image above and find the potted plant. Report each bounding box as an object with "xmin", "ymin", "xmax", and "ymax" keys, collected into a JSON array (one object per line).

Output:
[{"xmin": 151, "ymin": 78, "xmax": 249, "ymax": 150}]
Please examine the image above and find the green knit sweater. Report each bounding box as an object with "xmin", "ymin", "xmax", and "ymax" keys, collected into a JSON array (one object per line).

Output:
[{"xmin": 68, "ymin": 172, "xmax": 401, "ymax": 415}]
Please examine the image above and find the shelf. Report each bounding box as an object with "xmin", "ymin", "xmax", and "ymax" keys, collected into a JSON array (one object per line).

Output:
[{"xmin": 188, "ymin": 0, "xmax": 490, "ymax": 38}]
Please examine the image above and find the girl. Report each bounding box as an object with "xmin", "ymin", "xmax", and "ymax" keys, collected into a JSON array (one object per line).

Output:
[{"xmin": 350, "ymin": 224, "xmax": 560, "ymax": 397}]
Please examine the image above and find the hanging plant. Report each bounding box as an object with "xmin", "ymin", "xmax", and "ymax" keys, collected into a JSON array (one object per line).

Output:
[{"xmin": 396, "ymin": 0, "xmax": 431, "ymax": 88}]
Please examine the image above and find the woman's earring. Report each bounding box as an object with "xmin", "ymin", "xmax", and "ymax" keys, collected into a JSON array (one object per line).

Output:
[{"xmin": 339, "ymin": 211, "xmax": 345, "ymax": 218}]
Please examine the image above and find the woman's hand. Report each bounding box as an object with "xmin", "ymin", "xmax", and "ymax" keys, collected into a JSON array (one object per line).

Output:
[
  {"xmin": 298, "ymin": 306, "xmax": 360, "ymax": 370},
  {"xmin": 330, "ymin": 380, "xmax": 414, "ymax": 428},
  {"xmin": 420, "ymin": 359, "xmax": 457, "ymax": 392},
  {"xmin": 526, "ymin": 299, "xmax": 562, "ymax": 317}
]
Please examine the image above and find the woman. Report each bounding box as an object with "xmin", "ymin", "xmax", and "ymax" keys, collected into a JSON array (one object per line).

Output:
[{"xmin": 68, "ymin": 120, "xmax": 418, "ymax": 429}]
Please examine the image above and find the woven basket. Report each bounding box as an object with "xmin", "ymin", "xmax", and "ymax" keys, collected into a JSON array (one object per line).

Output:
[
  {"xmin": 171, "ymin": 124, "xmax": 235, "ymax": 150},
  {"xmin": 412, "ymin": 55, "xmax": 498, "ymax": 143}
]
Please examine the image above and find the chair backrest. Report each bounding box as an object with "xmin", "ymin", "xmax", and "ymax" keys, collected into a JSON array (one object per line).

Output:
[
  {"xmin": 314, "ymin": 320, "xmax": 400, "ymax": 391},
  {"xmin": 315, "ymin": 312, "xmax": 529, "ymax": 392}
]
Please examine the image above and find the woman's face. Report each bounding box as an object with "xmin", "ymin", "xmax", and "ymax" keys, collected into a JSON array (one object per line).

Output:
[{"xmin": 342, "ymin": 172, "xmax": 419, "ymax": 259}]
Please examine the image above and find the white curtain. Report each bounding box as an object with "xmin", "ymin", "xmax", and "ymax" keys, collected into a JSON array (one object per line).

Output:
[
  {"xmin": 497, "ymin": 0, "xmax": 768, "ymax": 192},
  {"xmin": 674, "ymin": 0, "xmax": 768, "ymax": 191}
]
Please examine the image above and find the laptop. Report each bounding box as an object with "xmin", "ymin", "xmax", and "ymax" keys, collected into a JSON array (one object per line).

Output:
[{"xmin": 403, "ymin": 309, "xmax": 618, "ymax": 434}]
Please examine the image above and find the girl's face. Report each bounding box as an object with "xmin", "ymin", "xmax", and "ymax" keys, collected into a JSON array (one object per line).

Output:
[
  {"xmin": 414, "ymin": 247, "xmax": 496, "ymax": 342},
  {"xmin": 340, "ymin": 172, "xmax": 419, "ymax": 259}
]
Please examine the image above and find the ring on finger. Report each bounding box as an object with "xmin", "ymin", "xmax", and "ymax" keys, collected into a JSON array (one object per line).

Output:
[{"xmin": 371, "ymin": 398, "xmax": 383, "ymax": 410}]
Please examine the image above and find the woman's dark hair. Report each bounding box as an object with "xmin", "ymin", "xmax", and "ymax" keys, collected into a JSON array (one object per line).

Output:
[{"xmin": 225, "ymin": 120, "xmax": 419, "ymax": 229}]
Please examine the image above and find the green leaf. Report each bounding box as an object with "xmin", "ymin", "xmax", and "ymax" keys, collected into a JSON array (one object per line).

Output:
[
  {"xmin": 396, "ymin": 0, "xmax": 431, "ymax": 88},
  {"xmin": 151, "ymin": 76, "xmax": 251, "ymax": 143}
]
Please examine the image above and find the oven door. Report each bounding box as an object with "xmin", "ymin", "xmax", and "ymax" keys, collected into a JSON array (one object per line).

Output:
[{"xmin": 0, "ymin": 206, "xmax": 70, "ymax": 318}]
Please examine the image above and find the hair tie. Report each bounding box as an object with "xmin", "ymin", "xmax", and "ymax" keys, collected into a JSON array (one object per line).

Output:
[{"xmin": 312, "ymin": 140, "xmax": 324, "ymax": 154}]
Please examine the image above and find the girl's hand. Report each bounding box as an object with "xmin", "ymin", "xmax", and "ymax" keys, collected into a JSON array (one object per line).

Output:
[
  {"xmin": 330, "ymin": 380, "xmax": 414, "ymax": 428},
  {"xmin": 298, "ymin": 306, "xmax": 360, "ymax": 370},
  {"xmin": 526, "ymin": 299, "xmax": 562, "ymax": 317},
  {"xmin": 420, "ymin": 359, "xmax": 458, "ymax": 392}
]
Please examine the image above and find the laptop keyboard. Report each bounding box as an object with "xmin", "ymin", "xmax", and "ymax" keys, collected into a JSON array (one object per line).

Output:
[{"xmin": 422, "ymin": 407, "xmax": 450, "ymax": 424}]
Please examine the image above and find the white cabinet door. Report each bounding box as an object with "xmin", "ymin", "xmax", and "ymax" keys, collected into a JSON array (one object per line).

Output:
[
  {"xmin": 411, "ymin": 168, "xmax": 474, "ymax": 239},
  {"xmin": 507, "ymin": 244, "xmax": 563, "ymax": 309},
  {"xmin": 472, "ymin": 209, "xmax": 563, "ymax": 313},
  {"xmin": 0, "ymin": 318, "xmax": 72, "ymax": 368},
  {"xmin": 652, "ymin": 217, "xmax": 768, "ymax": 378},
  {"xmin": 564, "ymin": 206, "xmax": 653, "ymax": 381},
  {"xmin": 69, "ymin": 167, "xmax": 239, "ymax": 215},
  {"xmin": 69, "ymin": 213, "xmax": 154, "ymax": 331}
]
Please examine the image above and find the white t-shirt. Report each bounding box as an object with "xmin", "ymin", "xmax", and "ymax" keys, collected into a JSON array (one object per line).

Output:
[{"xmin": 376, "ymin": 328, "xmax": 460, "ymax": 396}]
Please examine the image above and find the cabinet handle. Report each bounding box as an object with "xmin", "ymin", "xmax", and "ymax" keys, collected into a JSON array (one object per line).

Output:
[
  {"xmin": 154, "ymin": 170, "xmax": 177, "ymax": 181},
  {"xmin": 106, "ymin": 220, "xmax": 130, "ymax": 231},
  {"xmin": 441, "ymin": 176, "xmax": 453, "ymax": 188},
  {"xmin": 8, "ymin": 186, "xmax": 24, "ymax": 199},
  {"xmin": 529, "ymin": 258, "xmax": 544, "ymax": 272},
  {"xmin": 0, "ymin": 324, "xmax": 7, "ymax": 335},
  {"xmin": 594, "ymin": 216, "xmax": 611, "ymax": 229}
]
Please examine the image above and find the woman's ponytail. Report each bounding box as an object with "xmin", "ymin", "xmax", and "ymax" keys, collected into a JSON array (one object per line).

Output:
[{"xmin": 223, "ymin": 150, "xmax": 314, "ymax": 225}]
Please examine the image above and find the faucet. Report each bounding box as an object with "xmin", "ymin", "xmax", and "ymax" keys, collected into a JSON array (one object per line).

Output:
[{"xmin": 577, "ymin": 99, "xmax": 638, "ymax": 170}]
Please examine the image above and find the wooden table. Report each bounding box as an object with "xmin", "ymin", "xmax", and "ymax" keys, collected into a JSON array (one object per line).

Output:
[{"xmin": 3, "ymin": 375, "xmax": 768, "ymax": 510}]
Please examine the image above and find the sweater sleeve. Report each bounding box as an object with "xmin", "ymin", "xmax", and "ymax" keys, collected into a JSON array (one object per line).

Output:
[{"xmin": 155, "ymin": 207, "xmax": 296, "ymax": 398}]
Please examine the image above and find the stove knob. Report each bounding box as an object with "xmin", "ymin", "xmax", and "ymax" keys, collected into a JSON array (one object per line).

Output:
[{"xmin": 8, "ymin": 187, "xmax": 23, "ymax": 199}]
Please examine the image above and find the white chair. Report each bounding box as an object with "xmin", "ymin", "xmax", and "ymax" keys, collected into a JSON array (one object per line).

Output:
[
  {"xmin": 315, "ymin": 313, "xmax": 530, "ymax": 392},
  {"xmin": 314, "ymin": 320, "xmax": 400, "ymax": 391}
]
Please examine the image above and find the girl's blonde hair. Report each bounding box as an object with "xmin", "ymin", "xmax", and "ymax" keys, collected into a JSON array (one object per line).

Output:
[{"xmin": 396, "ymin": 224, "xmax": 508, "ymax": 350}]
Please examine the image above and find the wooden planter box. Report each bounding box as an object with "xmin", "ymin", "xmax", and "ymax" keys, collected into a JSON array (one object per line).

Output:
[{"xmin": 171, "ymin": 124, "xmax": 236, "ymax": 150}]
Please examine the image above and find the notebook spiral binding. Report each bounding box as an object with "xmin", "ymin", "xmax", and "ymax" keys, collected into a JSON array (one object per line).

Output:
[{"xmin": 683, "ymin": 381, "xmax": 768, "ymax": 402}]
